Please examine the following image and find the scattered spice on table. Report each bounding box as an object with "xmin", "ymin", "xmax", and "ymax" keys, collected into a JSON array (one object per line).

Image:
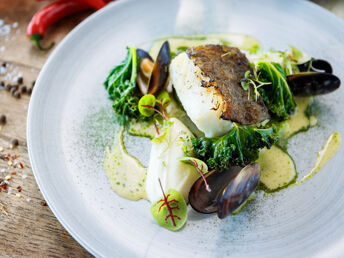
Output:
[
  {"xmin": 0, "ymin": 153, "xmax": 29, "ymax": 203},
  {"xmin": 10, "ymin": 138, "xmax": 19, "ymax": 149},
  {"xmin": 1, "ymin": 62, "xmax": 35, "ymax": 99},
  {"xmin": 16, "ymin": 76, "xmax": 23, "ymax": 84},
  {"xmin": 13, "ymin": 91, "xmax": 21, "ymax": 99},
  {"xmin": 10, "ymin": 86, "xmax": 16, "ymax": 94},
  {"xmin": 20, "ymin": 85, "xmax": 27, "ymax": 93},
  {"xmin": 5, "ymin": 84, "xmax": 11, "ymax": 91},
  {"xmin": 0, "ymin": 114, "xmax": 6, "ymax": 125},
  {"xmin": 0, "ymin": 203, "xmax": 8, "ymax": 215}
]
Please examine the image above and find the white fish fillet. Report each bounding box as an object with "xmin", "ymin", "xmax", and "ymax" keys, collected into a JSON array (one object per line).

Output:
[{"xmin": 170, "ymin": 52, "xmax": 233, "ymax": 137}]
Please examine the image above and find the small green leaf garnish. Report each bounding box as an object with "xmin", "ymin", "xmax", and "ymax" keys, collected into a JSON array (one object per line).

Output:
[
  {"xmin": 138, "ymin": 94, "xmax": 156, "ymax": 117},
  {"xmin": 288, "ymin": 45, "xmax": 303, "ymax": 61},
  {"xmin": 240, "ymin": 69, "xmax": 271, "ymax": 101},
  {"xmin": 221, "ymin": 51, "xmax": 231, "ymax": 57},
  {"xmin": 150, "ymin": 179, "xmax": 187, "ymax": 231},
  {"xmin": 179, "ymin": 157, "xmax": 211, "ymax": 192},
  {"xmin": 152, "ymin": 120, "xmax": 174, "ymax": 143},
  {"xmin": 157, "ymin": 90, "xmax": 171, "ymax": 107}
]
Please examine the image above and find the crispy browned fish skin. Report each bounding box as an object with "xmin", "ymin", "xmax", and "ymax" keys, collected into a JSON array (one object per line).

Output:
[{"xmin": 186, "ymin": 45, "xmax": 270, "ymax": 125}]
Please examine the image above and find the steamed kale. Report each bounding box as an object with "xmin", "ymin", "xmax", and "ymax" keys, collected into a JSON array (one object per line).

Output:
[
  {"xmin": 256, "ymin": 61, "xmax": 296, "ymax": 120},
  {"xmin": 104, "ymin": 46, "xmax": 142, "ymax": 125},
  {"xmin": 191, "ymin": 123, "xmax": 279, "ymax": 170}
]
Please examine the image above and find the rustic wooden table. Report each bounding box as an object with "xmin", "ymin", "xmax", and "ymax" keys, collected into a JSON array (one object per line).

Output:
[
  {"xmin": 0, "ymin": 0, "xmax": 92, "ymax": 257},
  {"xmin": 0, "ymin": 0, "xmax": 342, "ymax": 257}
]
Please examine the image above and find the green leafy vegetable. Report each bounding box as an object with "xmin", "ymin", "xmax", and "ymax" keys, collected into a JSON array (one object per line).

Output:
[
  {"xmin": 138, "ymin": 94, "xmax": 156, "ymax": 117},
  {"xmin": 256, "ymin": 61, "xmax": 296, "ymax": 120},
  {"xmin": 151, "ymin": 181, "xmax": 187, "ymax": 231},
  {"xmin": 104, "ymin": 46, "xmax": 141, "ymax": 125},
  {"xmin": 191, "ymin": 123, "xmax": 280, "ymax": 170}
]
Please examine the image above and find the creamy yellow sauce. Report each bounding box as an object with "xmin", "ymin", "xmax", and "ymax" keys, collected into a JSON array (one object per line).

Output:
[
  {"xmin": 284, "ymin": 97, "xmax": 316, "ymax": 138},
  {"xmin": 295, "ymin": 132, "xmax": 341, "ymax": 185},
  {"xmin": 128, "ymin": 120, "xmax": 156, "ymax": 139},
  {"xmin": 149, "ymin": 33, "xmax": 261, "ymax": 59},
  {"xmin": 257, "ymin": 145, "xmax": 296, "ymax": 191},
  {"xmin": 103, "ymin": 127, "xmax": 147, "ymax": 200}
]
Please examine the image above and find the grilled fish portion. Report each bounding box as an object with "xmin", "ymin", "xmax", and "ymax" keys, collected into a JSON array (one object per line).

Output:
[{"xmin": 170, "ymin": 45, "xmax": 270, "ymax": 137}]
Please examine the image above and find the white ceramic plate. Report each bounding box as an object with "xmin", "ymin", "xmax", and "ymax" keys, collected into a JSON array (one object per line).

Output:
[{"xmin": 28, "ymin": 0, "xmax": 344, "ymax": 257}]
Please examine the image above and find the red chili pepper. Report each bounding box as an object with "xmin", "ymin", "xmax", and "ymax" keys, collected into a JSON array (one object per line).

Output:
[
  {"xmin": 81, "ymin": 0, "xmax": 106, "ymax": 10},
  {"xmin": 26, "ymin": 0, "xmax": 92, "ymax": 50},
  {"xmin": 36, "ymin": 0, "xmax": 108, "ymax": 8}
]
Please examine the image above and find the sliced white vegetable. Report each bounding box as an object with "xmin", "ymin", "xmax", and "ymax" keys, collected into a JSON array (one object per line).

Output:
[{"xmin": 145, "ymin": 118, "xmax": 200, "ymax": 203}]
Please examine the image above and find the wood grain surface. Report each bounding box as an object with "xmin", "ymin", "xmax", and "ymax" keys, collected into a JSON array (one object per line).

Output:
[
  {"xmin": 0, "ymin": 0, "xmax": 342, "ymax": 257},
  {"xmin": 0, "ymin": 0, "xmax": 92, "ymax": 257}
]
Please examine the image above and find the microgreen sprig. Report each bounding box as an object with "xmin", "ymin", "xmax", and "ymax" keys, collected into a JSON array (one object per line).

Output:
[
  {"xmin": 240, "ymin": 69, "xmax": 271, "ymax": 101},
  {"xmin": 138, "ymin": 91, "xmax": 172, "ymax": 136},
  {"xmin": 221, "ymin": 51, "xmax": 231, "ymax": 57},
  {"xmin": 138, "ymin": 91, "xmax": 171, "ymax": 121}
]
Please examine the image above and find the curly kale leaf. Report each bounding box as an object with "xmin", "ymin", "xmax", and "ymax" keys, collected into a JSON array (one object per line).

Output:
[
  {"xmin": 256, "ymin": 61, "xmax": 296, "ymax": 121},
  {"xmin": 191, "ymin": 123, "xmax": 279, "ymax": 170},
  {"xmin": 104, "ymin": 46, "xmax": 142, "ymax": 125}
]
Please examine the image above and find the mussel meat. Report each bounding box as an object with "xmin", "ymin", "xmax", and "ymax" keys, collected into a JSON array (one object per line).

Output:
[
  {"xmin": 297, "ymin": 59, "xmax": 332, "ymax": 74},
  {"xmin": 188, "ymin": 163, "xmax": 260, "ymax": 218},
  {"xmin": 136, "ymin": 49, "xmax": 154, "ymax": 95},
  {"xmin": 136, "ymin": 41, "xmax": 170, "ymax": 96},
  {"xmin": 287, "ymin": 72, "xmax": 340, "ymax": 97},
  {"xmin": 217, "ymin": 163, "xmax": 260, "ymax": 219}
]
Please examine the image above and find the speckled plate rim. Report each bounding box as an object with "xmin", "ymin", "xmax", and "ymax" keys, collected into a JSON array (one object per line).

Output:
[{"xmin": 26, "ymin": 0, "xmax": 344, "ymax": 257}]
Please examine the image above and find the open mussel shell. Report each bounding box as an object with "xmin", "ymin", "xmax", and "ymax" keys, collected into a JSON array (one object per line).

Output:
[
  {"xmin": 217, "ymin": 163, "xmax": 260, "ymax": 219},
  {"xmin": 136, "ymin": 49, "xmax": 154, "ymax": 62},
  {"xmin": 136, "ymin": 49, "xmax": 154, "ymax": 95},
  {"xmin": 148, "ymin": 41, "xmax": 171, "ymax": 95},
  {"xmin": 287, "ymin": 72, "xmax": 341, "ymax": 97},
  {"xmin": 189, "ymin": 166, "xmax": 242, "ymax": 214},
  {"xmin": 297, "ymin": 59, "xmax": 332, "ymax": 74}
]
